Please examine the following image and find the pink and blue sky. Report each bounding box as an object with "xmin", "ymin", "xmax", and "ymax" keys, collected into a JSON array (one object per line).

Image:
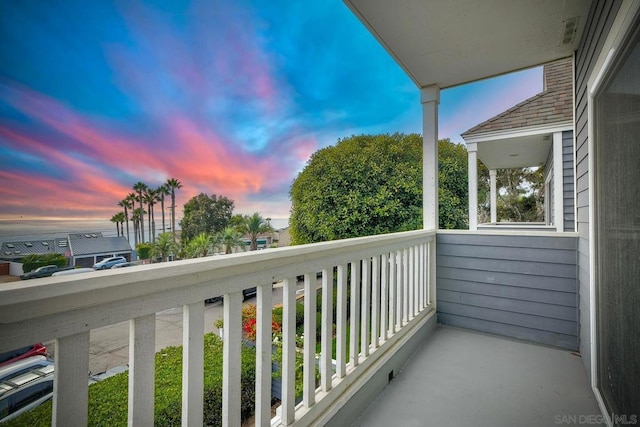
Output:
[{"xmin": 0, "ymin": 1, "xmax": 542, "ymax": 228}]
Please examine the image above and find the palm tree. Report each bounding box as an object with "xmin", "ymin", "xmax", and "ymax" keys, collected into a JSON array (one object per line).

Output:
[
  {"xmin": 151, "ymin": 232, "xmax": 177, "ymax": 262},
  {"xmin": 115, "ymin": 212, "xmax": 126, "ymax": 236},
  {"xmin": 239, "ymin": 212, "xmax": 274, "ymax": 251},
  {"xmin": 156, "ymin": 185, "xmax": 170, "ymax": 235},
  {"xmin": 186, "ymin": 232, "xmax": 219, "ymax": 258},
  {"xmin": 133, "ymin": 182, "xmax": 148, "ymax": 243},
  {"xmin": 166, "ymin": 178, "xmax": 182, "ymax": 243},
  {"xmin": 119, "ymin": 194, "xmax": 135, "ymax": 242},
  {"xmin": 132, "ymin": 207, "xmax": 145, "ymax": 246},
  {"xmin": 110, "ymin": 214, "xmax": 121, "ymax": 236},
  {"xmin": 218, "ymin": 227, "xmax": 246, "ymax": 254},
  {"xmin": 144, "ymin": 188, "xmax": 157, "ymax": 242}
]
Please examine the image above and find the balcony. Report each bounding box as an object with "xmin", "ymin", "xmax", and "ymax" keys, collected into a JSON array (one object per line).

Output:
[{"xmin": 0, "ymin": 228, "xmax": 601, "ymax": 426}]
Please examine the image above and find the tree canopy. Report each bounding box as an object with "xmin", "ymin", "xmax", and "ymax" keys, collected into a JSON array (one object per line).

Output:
[
  {"xmin": 289, "ymin": 133, "xmax": 471, "ymax": 244},
  {"xmin": 180, "ymin": 193, "xmax": 234, "ymax": 241}
]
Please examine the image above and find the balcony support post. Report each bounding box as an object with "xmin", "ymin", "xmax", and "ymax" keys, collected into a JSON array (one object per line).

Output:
[
  {"xmin": 222, "ymin": 294, "xmax": 241, "ymax": 427},
  {"xmin": 256, "ymin": 283, "xmax": 273, "ymax": 427},
  {"xmin": 128, "ymin": 314, "xmax": 156, "ymax": 426},
  {"xmin": 53, "ymin": 332, "xmax": 89, "ymax": 427},
  {"xmin": 490, "ymin": 169, "xmax": 497, "ymax": 223},
  {"xmin": 303, "ymin": 273, "xmax": 317, "ymax": 407},
  {"xmin": 336, "ymin": 264, "xmax": 348, "ymax": 378},
  {"xmin": 183, "ymin": 301, "xmax": 204, "ymax": 427},
  {"xmin": 553, "ymin": 132, "xmax": 564, "ymax": 232},
  {"xmin": 468, "ymin": 143, "xmax": 478, "ymax": 230},
  {"xmin": 421, "ymin": 85, "xmax": 440, "ymax": 230},
  {"xmin": 320, "ymin": 268, "xmax": 334, "ymax": 391},
  {"xmin": 281, "ymin": 278, "xmax": 297, "ymax": 425}
]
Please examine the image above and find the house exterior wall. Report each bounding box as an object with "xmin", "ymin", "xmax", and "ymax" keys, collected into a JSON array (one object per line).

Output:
[
  {"xmin": 562, "ymin": 130, "xmax": 575, "ymax": 232},
  {"xmin": 436, "ymin": 231, "xmax": 578, "ymax": 350},
  {"xmin": 574, "ymin": 0, "xmax": 622, "ymax": 380}
]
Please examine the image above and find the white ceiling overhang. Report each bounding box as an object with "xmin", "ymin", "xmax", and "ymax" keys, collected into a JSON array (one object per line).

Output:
[
  {"xmin": 344, "ymin": 0, "xmax": 593, "ymax": 89},
  {"xmin": 465, "ymin": 123, "xmax": 573, "ymax": 169}
]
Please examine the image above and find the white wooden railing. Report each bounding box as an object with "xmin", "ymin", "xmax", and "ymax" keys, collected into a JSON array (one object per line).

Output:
[{"xmin": 0, "ymin": 229, "xmax": 436, "ymax": 426}]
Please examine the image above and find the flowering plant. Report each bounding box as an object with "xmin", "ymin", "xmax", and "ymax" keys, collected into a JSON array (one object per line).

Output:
[{"xmin": 241, "ymin": 303, "xmax": 282, "ymax": 342}]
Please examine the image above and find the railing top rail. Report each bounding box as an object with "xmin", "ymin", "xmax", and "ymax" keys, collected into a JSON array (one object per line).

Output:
[
  {"xmin": 437, "ymin": 229, "xmax": 579, "ymax": 238},
  {"xmin": 0, "ymin": 229, "xmax": 435, "ymax": 326}
]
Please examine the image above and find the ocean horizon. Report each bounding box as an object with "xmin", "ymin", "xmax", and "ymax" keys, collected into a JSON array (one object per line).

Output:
[{"xmin": 0, "ymin": 217, "xmax": 289, "ymax": 242}]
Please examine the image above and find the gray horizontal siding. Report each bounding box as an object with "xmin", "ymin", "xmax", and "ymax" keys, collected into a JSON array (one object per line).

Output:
[{"xmin": 436, "ymin": 232, "xmax": 578, "ymax": 350}]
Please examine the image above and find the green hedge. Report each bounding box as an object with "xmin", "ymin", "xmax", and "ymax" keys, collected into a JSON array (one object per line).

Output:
[
  {"xmin": 6, "ymin": 334, "xmax": 256, "ymax": 426},
  {"xmin": 21, "ymin": 253, "xmax": 68, "ymax": 273}
]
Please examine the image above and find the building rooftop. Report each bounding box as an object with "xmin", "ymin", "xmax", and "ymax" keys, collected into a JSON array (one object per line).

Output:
[{"xmin": 462, "ymin": 57, "xmax": 573, "ymax": 137}]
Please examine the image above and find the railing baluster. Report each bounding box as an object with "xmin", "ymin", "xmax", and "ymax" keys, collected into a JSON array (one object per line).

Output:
[
  {"xmin": 360, "ymin": 258, "xmax": 370, "ymax": 357},
  {"xmin": 128, "ymin": 314, "xmax": 155, "ymax": 426},
  {"xmin": 256, "ymin": 284, "xmax": 273, "ymax": 427},
  {"xmin": 281, "ymin": 277, "xmax": 297, "ymax": 425},
  {"xmin": 53, "ymin": 332, "xmax": 89, "ymax": 427},
  {"xmin": 320, "ymin": 268, "xmax": 333, "ymax": 392},
  {"xmin": 183, "ymin": 301, "xmax": 204, "ymax": 427},
  {"xmin": 380, "ymin": 253, "xmax": 389, "ymax": 341},
  {"xmin": 388, "ymin": 251, "xmax": 396, "ymax": 335},
  {"xmin": 403, "ymin": 248, "xmax": 409, "ymax": 324},
  {"xmin": 418, "ymin": 243, "xmax": 426, "ymax": 311},
  {"xmin": 350, "ymin": 260, "xmax": 361, "ymax": 368},
  {"xmin": 414, "ymin": 244, "xmax": 420, "ymax": 315},
  {"xmin": 303, "ymin": 273, "xmax": 317, "ymax": 407},
  {"xmin": 408, "ymin": 246, "xmax": 415, "ymax": 320},
  {"xmin": 429, "ymin": 239, "xmax": 436, "ymax": 307},
  {"xmin": 396, "ymin": 250, "xmax": 403, "ymax": 330},
  {"xmin": 222, "ymin": 294, "xmax": 241, "ymax": 427},
  {"xmin": 336, "ymin": 264, "xmax": 348, "ymax": 378},
  {"xmin": 371, "ymin": 255, "xmax": 380, "ymax": 349}
]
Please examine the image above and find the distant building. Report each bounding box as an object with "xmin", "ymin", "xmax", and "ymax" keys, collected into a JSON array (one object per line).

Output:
[
  {"xmin": 0, "ymin": 232, "xmax": 133, "ymax": 268},
  {"xmin": 68, "ymin": 233, "xmax": 133, "ymax": 268}
]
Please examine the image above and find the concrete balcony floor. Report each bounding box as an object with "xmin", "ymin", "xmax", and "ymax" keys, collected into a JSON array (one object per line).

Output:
[{"xmin": 353, "ymin": 325, "xmax": 603, "ymax": 427}]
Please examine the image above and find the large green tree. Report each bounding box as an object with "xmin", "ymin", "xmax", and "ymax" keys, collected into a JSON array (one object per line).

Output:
[
  {"xmin": 180, "ymin": 193, "xmax": 235, "ymax": 241},
  {"xmin": 290, "ymin": 133, "xmax": 472, "ymax": 244}
]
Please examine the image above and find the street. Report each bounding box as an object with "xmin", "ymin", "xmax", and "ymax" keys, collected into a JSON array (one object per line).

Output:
[{"xmin": 44, "ymin": 280, "xmax": 312, "ymax": 375}]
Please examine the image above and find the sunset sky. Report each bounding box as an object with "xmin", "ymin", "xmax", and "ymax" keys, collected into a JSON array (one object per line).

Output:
[{"xmin": 0, "ymin": 1, "xmax": 542, "ymax": 227}]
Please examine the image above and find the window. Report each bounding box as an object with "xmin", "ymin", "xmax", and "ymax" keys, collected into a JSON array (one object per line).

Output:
[{"xmin": 594, "ymin": 19, "xmax": 640, "ymax": 419}]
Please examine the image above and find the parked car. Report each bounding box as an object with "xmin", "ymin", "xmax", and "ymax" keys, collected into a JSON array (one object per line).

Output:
[
  {"xmin": 19, "ymin": 265, "xmax": 72, "ymax": 280},
  {"xmin": 0, "ymin": 364, "xmax": 54, "ymax": 423},
  {"xmin": 51, "ymin": 268, "xmax": 95, "ymax": 277},
  {"xmin": 0, "ymin": 356, "xmax": 51, "ymax": 383},
  {"xmin": 0, "ymin": 344, "xmax": 47, "ymax": 367},
  {"xmin": 93, "ymin": 256, "xmax": 127, "ymax": 270},
  {"xmin": 205, "ymin": 287, "xmax": 258, "ymax": 304},
  {"xmin": 111, "ymin": 262, "xmax": 138, "ymax": 269}
]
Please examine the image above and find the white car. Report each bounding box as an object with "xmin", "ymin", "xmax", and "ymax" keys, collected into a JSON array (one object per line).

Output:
[
  {"xmin": 52, "ymin": 268, "xmax": 95, "ymax": 276},
  {"xmin": 93, "ymin": 256, "xmax": 127, "ymax": 270},
  {"xmin": 0, "ymin": 363, "xmax": 54, "ymax": 422}
]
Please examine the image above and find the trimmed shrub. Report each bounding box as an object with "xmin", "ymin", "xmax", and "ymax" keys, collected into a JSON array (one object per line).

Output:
[
  {"xmin": 5, "ymin": 334, "xmax": 256, "ymax": 426},
  {"xmin": 21, "ymin": 253, "xmax": 67, "ymax": 273}
]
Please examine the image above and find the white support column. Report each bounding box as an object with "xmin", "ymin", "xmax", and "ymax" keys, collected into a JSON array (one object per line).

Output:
[
  {"xmin": 553, "ymin": 132, "xmax": 564, "ymax": 232},
  {"xmin": 222, "ymin": 294, "xmax": 241, "ymax": 427},
  {"xmin": 421, "ymin": 85, "xmax": 440, "ymax": 230},
  {"xmin": 183, "ymin": 301, "xmax": 204, "ymax": 427},
  {"xmin": 256, "ymin": 283, "xmax": 273, "ymax": 427},
  {"xmin": 53, "ymin": 332, "xmax": 89, "ymax": 427},
  {"xmin": 468, "ymin": 143, "xmax": 478, "ymax": 230},
  {"xmin": 128, "ymin": 314, "xmax": 156, "ymax": 427},
  {"xmin": 490, "ymin": 169, "xmax": 497, "ymax": 223}
]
